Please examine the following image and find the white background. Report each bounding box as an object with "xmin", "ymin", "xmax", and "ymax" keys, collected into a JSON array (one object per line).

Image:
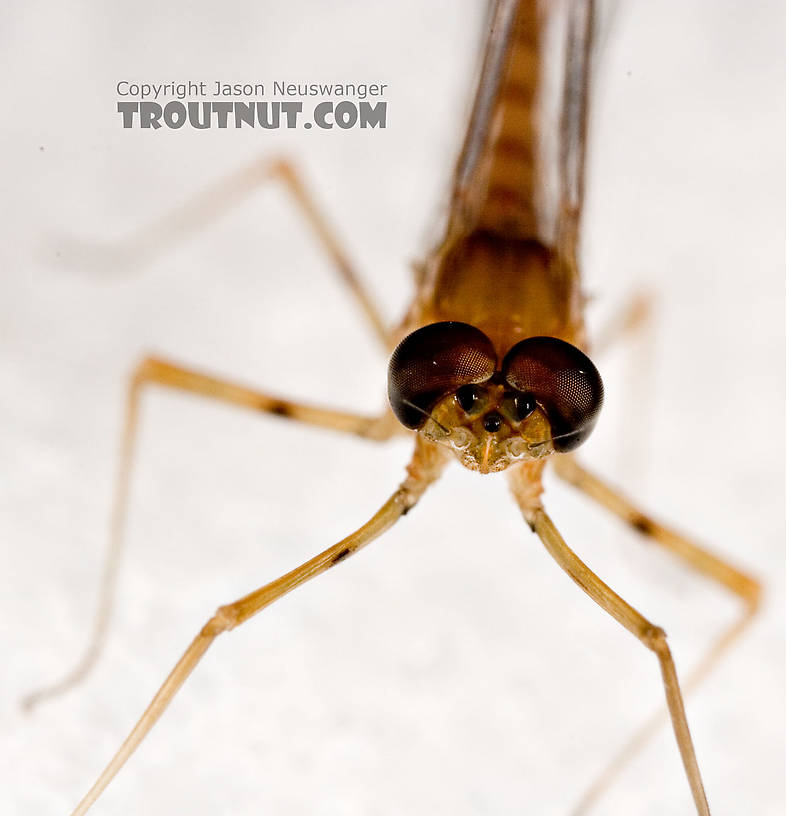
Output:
[{"xmin": 2, "ymin": 1, "xmax": 785, "ymax": 815}]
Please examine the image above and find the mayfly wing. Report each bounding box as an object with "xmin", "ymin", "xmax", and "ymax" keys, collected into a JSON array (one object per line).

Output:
[
  {"xmin": 555, "ymin": 0, "xmax": 594, "ymax": 272},
  {"xmin": 448, "ymin": 0, "xmax": 594, "ymax": 257},
  {"xmin": 412, "ymin": 0, "xmax": 596, "ymax": 355},
  {"xmin": 449, "ymin": 0, "xmax": 547, "ymax": 241}
]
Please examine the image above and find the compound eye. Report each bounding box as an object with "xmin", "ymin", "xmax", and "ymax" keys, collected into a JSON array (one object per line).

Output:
[
  {"xmin": 501, "ymin": 336, "xmax": 603, "ymax": 451},
  {"xmin": 388, "ymin": 322, "xmax": 497, "ymax": 429}
]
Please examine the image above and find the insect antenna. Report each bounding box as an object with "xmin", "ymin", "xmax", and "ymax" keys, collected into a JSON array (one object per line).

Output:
[{"xmin": 401, "ymin": 399, "xmax": 450, "ymax": 435}]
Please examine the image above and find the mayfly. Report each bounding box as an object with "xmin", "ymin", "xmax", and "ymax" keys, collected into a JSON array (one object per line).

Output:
[{"xmin": 25, "ymin": 1, "xmax": 760, "ymax": 813}]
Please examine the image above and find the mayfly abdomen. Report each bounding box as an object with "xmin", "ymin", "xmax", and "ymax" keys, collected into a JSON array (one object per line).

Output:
[
  {"xmin": 412, "ymin": 0, "xmax": 589, "ymax": 353},
  {"xmin": 450, "ymin": 0, "xmax": 546, "ymax": 240}
]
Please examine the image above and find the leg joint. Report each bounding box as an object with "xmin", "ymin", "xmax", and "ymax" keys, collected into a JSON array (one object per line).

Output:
[
  {"xmin": 642, "ymin": 623, "xmax": 668, "ymax": 654},
  {"xmin": 131, "ymin": 355, "xmax": 165, "ymax": 389},
  {"xmin": 200, "ymin": 604, "xmax": 239, "ymax": 637},
  {"xmin": 266, "ymin": 157, "xmax": 296, "ymax": 183},
  {"xmin": 743, "ymin": 577, "xmax": 763, "ymax": 613}
]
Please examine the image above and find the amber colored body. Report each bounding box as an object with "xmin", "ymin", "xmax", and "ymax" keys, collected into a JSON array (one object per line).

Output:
[
  {"xmin": 38, "ymin": 4, "xmax": 757, "ymax": 815},
  {"xmin": 392, "ymin": 0, "xmax": 592, "ymax": 476},
  {"xmin": 403, "ymin": 0, "xmax": 586, "ymax": 360}
]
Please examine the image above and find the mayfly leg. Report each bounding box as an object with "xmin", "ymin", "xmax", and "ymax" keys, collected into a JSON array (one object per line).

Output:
[
  {"xmin": 592, "ymin": 291, "xmax": 655, "ymax": 358},
  {"xmin": 509, "ymin": 470, "xmax": 712, "ymax": 816},
  {"xmin": 65, "ymin": 156, "xmax": 390, "ymax": 346},
  {"xmin": 21, "ymin": 355, "xmax": 401, "ymax": 712},
  {"xmin": 68, "ymin": 439, "xmax": 448, "ymax": 816},
  {"xmin": 22, "ymin": 156, "xmax": 396, "ymax": 712},
  {"xmin": 552, "ymin": 455, "xmax": 760, "ymax": 814}
]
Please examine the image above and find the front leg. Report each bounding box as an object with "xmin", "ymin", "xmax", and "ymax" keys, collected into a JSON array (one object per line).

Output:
[
  {"xmin": 509, "ymin": 471, "xmax": 711, "ymax": 816},
  {"xmin": 552, "ymin": 454, "xmax": 760, "ymax": 813},
  {"xmin": 69, "ymin": 437, "xmax": 449, "ymax": 816}
]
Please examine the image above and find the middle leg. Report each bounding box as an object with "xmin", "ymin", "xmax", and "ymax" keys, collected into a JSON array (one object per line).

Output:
[
  {"xmin": 133, "ymin": 355, "xmax": 401, "ymax": 440},
  {"xmin": 21, "ymin": 355, "xmax": 401, "ymax": 711}
]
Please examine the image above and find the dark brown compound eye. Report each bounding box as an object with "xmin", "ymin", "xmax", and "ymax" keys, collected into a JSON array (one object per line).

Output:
[
  {"xmin": 501, "ymin": 336, "xmax": 603, "ymax": 451},
  {"xmin": 388, "ymin": 322, "xmax": 497, "ymax": 429}
]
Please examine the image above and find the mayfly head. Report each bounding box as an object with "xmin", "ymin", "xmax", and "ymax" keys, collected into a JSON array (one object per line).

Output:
[{"xmin": 388, "ymin": 322, "xmax": 603, "ymax": 473}]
